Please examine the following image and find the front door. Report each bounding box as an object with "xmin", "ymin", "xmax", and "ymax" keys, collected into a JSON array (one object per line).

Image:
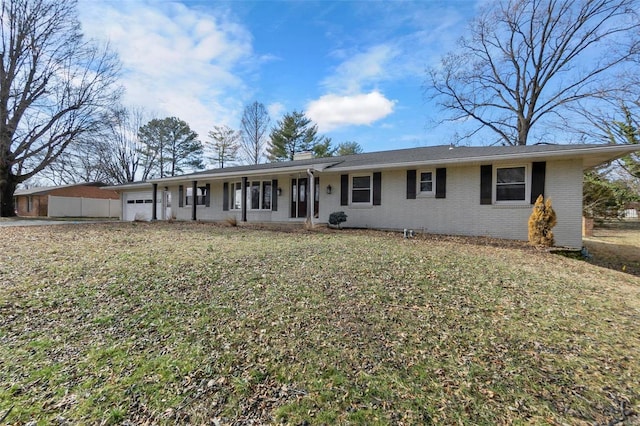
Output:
[
  {"xmin": 291, "ymin": 177, "xmax": 320, "ymax": 219},
  {"xmin": 291, "ymin": 178, "xmax": 307, "ymax": 218}
]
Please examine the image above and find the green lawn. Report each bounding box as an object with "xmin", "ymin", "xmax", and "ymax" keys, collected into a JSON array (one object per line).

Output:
[{"xmin": 1, "ymin": 222, "xmax": 639, "ymax": 425}]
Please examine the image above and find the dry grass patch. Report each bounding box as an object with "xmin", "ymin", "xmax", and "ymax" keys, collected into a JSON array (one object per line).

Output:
[
  {"xmin": 584, "ymin": 221, "xmax": 640, "ymax": 276},
  {"xmin": 1, "ymin": 222, "xmax": 639, "ymax": 425}
]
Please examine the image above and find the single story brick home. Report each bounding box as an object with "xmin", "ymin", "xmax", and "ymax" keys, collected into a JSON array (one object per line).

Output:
[
  {"xmin": 14, "ymin": 182, "xmax": 120, "ymax": 218},
  {"xmin": 107, "ymin": 144, "xmax": 639, "ymax": 248}
]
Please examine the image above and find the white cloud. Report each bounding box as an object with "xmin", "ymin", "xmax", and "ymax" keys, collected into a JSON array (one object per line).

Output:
[
  {"xmin": 267, "ymin": 102, "xmax": 285, "ymax": 121},
  {"xmin": 77, "ymin": 0, "xmax": 254, "ymax": 139},
  {"xmin": 306, "ymin": 91, "xmax": 396, "ymax": 132},
  {"xmin": 323, "ymin": 44, "xmax": 396, "ymax": 94}
]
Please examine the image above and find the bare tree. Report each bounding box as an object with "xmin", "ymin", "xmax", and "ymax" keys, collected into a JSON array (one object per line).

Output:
[
  {"xmin": 426, "ymin": 0, "xmax": 640, "ymax": 146},
  {"xmin": 38, "ymin": 137, "xmax": 112, "ymax": 185},
  {"xmin": 98, "ymin": 106, "xmax": 149, "ymax": 184},
  {"xmin": 206, "ymin": 125, "xmax": 240, "ymax": 168},
  {"xmin": 0, "ymin": 0, "xmax": 121, "ymax": 216},
  {"xmin": 39, "ymin": 106, "xmax": 149, "ymax": 185},
  {"xmin": 240, "ymin": 101, "xmax": 270, "ymax": 164}
]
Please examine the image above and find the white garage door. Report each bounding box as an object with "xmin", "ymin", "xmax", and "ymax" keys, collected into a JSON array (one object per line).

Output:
[{"xmin": 124, "ymin": 191, "xmax": 153, "ymax": 221}]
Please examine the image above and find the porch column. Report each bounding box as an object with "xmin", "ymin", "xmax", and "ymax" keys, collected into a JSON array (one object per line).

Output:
[
  {"xmin": 192, "ymin": 180, "xmax": 197, "ymax": 221},
  {"xmin": 307, "ymin": 170, "xmax": 314, "ymax": 226},
  {"xmin": 241, "ymin": 177, "xmax": 248, "ymax": 222},
  {"xmin": 151, "ymin": 183, "xmax": 158, "ymax": 221}
]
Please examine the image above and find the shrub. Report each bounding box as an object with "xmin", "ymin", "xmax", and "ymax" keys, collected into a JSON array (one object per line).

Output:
[
  {"xmin": 328, "ymin": 211, "xmax": 347, "ymax": 228},
  {"xmin": 528, "ymin": 195, "xmax": 557, "ymax": 246}
]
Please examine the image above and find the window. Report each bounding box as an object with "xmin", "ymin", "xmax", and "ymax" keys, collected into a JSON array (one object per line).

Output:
[
  {"xmin": 419, "ymin": 171, "xmax": 434, "ymax": 194},
  {"xmin": 231, "ymin": 180, "xmax": 273, "ymax": 210},
  {"xmin": 249, "ymin": 181, "xmax": 260, "ymax": 209},
  {"xmin": 495, "ymin": 166, "xmax": 527, "ymax": 202},
  {"xmin": 262, "ymin": 182, "xmax": 272, "ymax": 210},
  {"xmin": 27, "ymin": 196, "xmax": 33, "ymax": 212},
  {"xmin": 185, "ymin": 187, "xmax": 207, "ymax": 206},
  {"xmin": 231, "ymin": 182, "xmax": 242, "ymax": 210},
  {"xmin": 351, "ymin": 175, "xmax": 371, "ymax": 204}
]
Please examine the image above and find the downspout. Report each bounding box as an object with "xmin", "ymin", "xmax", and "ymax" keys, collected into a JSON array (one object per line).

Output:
[{"xmin": 307, "ymin": 168, "xmax": 314, "ymax": 227}]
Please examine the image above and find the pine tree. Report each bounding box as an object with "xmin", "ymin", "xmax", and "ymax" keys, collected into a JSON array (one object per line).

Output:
[
  {"xmin": 267, "ymin": 111, "xmax": 322, "ymax": 161},
  {"xmin": 138, "ymin": 117, "xmax": 203, "ymax": 178},
  {"xmin": 528, "ymin": 195, "xmax": 557, "ymax": 246},
  {"xmin": 336, "ymin": 141, "xmax": 364, "ymax": 156}
]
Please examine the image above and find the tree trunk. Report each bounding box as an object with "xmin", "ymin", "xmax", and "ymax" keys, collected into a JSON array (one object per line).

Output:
[
  {"xmin": 0, "ymin": 170, "xmax": 18, "ymax": 217},
  {"xmin": 517, "ymin": 117, "xmax": 530, "ymax": 146}
]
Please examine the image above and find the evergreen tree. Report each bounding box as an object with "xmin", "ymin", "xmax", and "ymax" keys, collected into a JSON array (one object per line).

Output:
[
  {"xmin": 138, "ymin": 117, "xmax": 203, "ymax": 178},
  {"xmin": 312, "ymin": 137, "xmax": 336, "ymax": 158},
  {"xmin": 336, "ymin": 141, "xmax": 364, "ymax": 156},
  {"xmin": 267, "ymin": 111, "xmax": 323, "ymax": 161},
  {"xmin": 608, "ymin": 103, "xmax": 640, "ymax": 179},
  {"xmin": 583, "ymin": 171, "xmax": 639, "ymax": 219}
]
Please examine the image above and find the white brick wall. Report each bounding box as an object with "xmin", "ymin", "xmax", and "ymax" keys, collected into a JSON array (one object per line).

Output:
[
  {"xmin": 317, "ymin": 159, "xmax": 584, "ymax": 248},
  {"xmin": 145, "ymin": 158, "xmax": 584, "ymax": 248}
]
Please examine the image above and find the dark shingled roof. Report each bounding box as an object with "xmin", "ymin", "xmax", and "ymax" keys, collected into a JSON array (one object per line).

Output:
[
  {"xmin": 169, "ymin": 143, "xmax": 620, "ymax": 178},
  {"xmin": 104, "ymin": 143, "xmax": 638, "ymax": 188}
]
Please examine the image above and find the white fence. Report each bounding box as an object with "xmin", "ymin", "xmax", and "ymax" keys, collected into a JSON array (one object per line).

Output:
[{"xmin": 48, "ymin": 195, "xmax": 121, "ymax": 218}]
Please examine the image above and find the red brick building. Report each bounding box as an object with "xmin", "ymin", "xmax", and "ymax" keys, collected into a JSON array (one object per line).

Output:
[{"xmin": 14, "ymin": 183, "xmax": 119, "ymax": 217}]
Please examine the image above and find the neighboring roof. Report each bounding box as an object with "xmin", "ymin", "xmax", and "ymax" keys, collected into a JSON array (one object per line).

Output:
[
  {"xmin": 14, "ymin": 182, "xmax": 107, "ymax": 196},
  {"xmin": 101, "ymin": 181, "xmax": 156, "ymax": 191},
  {"xmin": 107, "ymin": 143, "xmax": 640, "ymax": 189}
]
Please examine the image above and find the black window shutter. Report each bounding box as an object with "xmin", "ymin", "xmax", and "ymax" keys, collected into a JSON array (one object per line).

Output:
[
  {"xmin": 222, "ymin": 182, "xmax": 229, "ymax": 211},
  {"xmin": 373, "ymin": 172, "xmax": 381, "ymax": 205},
  {"xmin": 530, "ymin": 161, "xmax": 546, "ymax": 204},
  {"xmin": 178, "ymin": 185, "xmax": 184, "ymax": 207},
  {"xmin": 205, "ymin": 183, "xmax": 211, "ymax": 207},
  {"xmin": 435, "ymin": 168, "xmax": 446, "ymax": 199},
  {"xmin": 272, "ymin": 179, "xmax": 278, "ymax": 211},
  {"xmin": 340, "ymin": 174, "xmax": 348, "ymax": 206},
  {"xmin": 406, "ymin": 170, "xmax": 416, "ymax": 199},
  {"xmin": 480, "ymin": 165, "xmax": 492, "ymax": 205}
]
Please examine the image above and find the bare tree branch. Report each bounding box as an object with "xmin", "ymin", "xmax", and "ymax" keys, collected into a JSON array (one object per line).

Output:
[
  {"xmin": 426, "ymin": 0, "xmax": 640, "ymax": 146},
  {"xmin": 0, "ymin": 0, "xmax": 121, "ymax": 216}
]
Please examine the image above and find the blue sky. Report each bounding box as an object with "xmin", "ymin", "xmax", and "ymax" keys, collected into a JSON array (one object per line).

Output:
[{"xmin": 77, "ymin": 0, "xmax": 480, "ymax": 154}]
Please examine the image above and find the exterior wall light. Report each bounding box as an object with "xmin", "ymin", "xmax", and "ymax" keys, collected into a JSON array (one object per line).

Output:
[
  {"xmin": 326, "ymin": 185, "xmax": 332, "ymax": 194},
  {"xmin": 277, "ymin": 187, "xmax": 282, "ymax": 196}
]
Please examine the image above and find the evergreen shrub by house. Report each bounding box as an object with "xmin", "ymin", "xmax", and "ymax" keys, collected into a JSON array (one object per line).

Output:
[
  {"xmin": 528, "ymin": 195, "xmax": 557, "ymax": 246},
  {"xmin": 329, "ymin": 211, "xmax": 347, "ymax": 228}
]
